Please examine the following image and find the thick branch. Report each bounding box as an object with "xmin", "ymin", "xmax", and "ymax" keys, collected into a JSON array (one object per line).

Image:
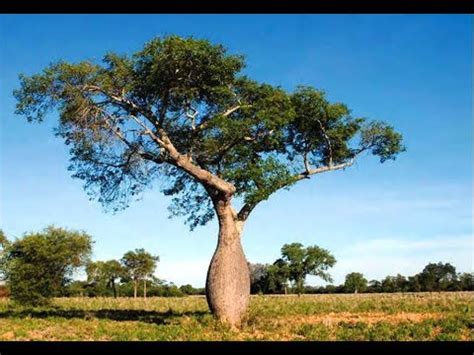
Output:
[{"xmin": 85, "ymin": 86, "xmax": 236, "ymax": 196}]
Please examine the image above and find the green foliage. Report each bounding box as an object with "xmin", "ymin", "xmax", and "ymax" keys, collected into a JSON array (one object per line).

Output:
[
  {"xmin": 344, "ymin": 272, "xmax": 368, "ymax": 293},
  {"xmin": 86, "ymin": 259, "xmax": 125, "ymax": 297},
  {"xmin": 0, "ymin": 226, "xmax": 92, "ymax": 305},
  {"xmin": 458, "ymin": 272, "xmax": 474, "ymax": 291},
  {"xmin": 179, "ymin": 284, "xmax": 203, "ymax": 295},
  {"xmin": 14, "ymin": 35, "xmax": 405, "ymax": 229},
  {"xmin": 249, "ymin": 243, "xmax": 336, "ymax": 295},
  {"xmin": 418, "ymin": 262, "xmax": 457, "ymax": 291},
  {"xmin": 121, "ymin": 248, "xmax": 159, "ymax": 283},
  {"xmin": 0, "ymin": 229, "xmax": 8, "ymax": 248},
  {"xmin": 280, "ymin": 243, "xmax": 336, "ymax": 295},
  {"xmin": 0, "ymin": 229, "xmax": 9, "ymax": 281},
  {"xmin": 121, "ymin": 249, "xmax": 159, "ymax": 297}
]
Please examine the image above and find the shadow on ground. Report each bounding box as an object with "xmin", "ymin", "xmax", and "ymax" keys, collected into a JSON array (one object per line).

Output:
[{"xmin": 0, "ymin": 308, "xmax": 210, "ymax": 325}]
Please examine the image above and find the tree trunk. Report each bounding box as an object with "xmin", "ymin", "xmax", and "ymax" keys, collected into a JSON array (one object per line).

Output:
[
  {"xmin": 144, "ymin": 279, "xmax": 147, "ymax": 299},
  {"xmin": 206, "ymin": 198, "xmax": 250, "ymax": 328},
  {"xmin": 112, "ymin": 280, "xmax": 117, "ymax": 298},
  {"xmin": 133, "ymin": 280, "xmax": 137, "ymax": 299}
]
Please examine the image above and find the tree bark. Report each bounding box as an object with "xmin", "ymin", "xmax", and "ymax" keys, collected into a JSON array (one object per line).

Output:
[{"xmin": 205, "ymin": 198, "xmax": 250, "ymax": 328}]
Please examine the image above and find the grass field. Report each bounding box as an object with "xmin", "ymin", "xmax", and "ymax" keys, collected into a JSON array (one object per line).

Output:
[{"xmin": 0, "ymin": 292, "xmax": 472, "ymax": 341}]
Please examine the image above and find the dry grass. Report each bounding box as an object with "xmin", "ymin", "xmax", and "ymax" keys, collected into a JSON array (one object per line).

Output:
[{"xmin": 0, "ymin": 292, "xmax": 471, "ymax": 341}]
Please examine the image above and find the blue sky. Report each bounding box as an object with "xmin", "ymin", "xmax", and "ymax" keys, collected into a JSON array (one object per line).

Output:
[{"xmin": 0, "ymin": 15, "xmax": 472, "ymax": 287}]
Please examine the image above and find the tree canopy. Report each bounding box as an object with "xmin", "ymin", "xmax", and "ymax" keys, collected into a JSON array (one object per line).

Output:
[
  {"xmin": 14, "ymin": 35, "xmax": 405, "ymax": 230},
  {"xmin": 279, "ymin": 243, "xmax": 336, "ymax": 294},
  {"xmin": 344, "ymin": 272, "xmax": 368, "ymax": 293},
  {"xmin": 0, "ymin": 226, "xmax": 92, "ymax": 305},
  {"xmin": 86, "ymin": 259, "xmax": 124, "ymax": 298},
  {"xmin": 121, "ymin": 248, "xmax": 159, "ymax": 298}
]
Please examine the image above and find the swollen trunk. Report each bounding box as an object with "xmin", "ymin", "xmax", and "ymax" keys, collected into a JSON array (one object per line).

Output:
[{"xmin": 206, "ymin": 200, "xmax": 250, "ymax": 327}]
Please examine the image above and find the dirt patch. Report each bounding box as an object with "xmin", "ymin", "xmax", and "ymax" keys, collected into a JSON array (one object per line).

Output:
[{"xmin": 274, "ymin": 312, "xmax": 444, "ymax": 326}]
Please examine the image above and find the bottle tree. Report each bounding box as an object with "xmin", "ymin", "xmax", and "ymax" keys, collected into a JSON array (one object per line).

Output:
[{"xmin": 14, "ymin": 35, "xmax": 405, "ymax": 326}]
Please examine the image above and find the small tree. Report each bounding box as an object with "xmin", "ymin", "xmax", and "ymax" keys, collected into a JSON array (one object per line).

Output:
[
  {"xmin": 265, "ymin": 260, "xmax": 291, "ymax": 294},
  {"xmin": 248, "ymin": 263, "xmax": 269, "ymax": 294},
  {"xmin": 14, "ymin": 35, "xmax": 404, "ymax": 325},
  {"xmin": 458, "ymin": 272, "xmax": 474, "ymax": 291},
  {"xmin": 0, "ymin": 230, "xmax": 9, "ymax": 281},
  {"xmin": 280, "ymin": 243, "xmax": 336, "ymax": 295},
  {"xmin": 179, "ymin": 284, "xmax": 196, "ymax": 295},
  {"xmin": 121, "ymin": 248, "xmax": 159, "ymax": 299},
  {"xmin": 0, "ymin": 230, "xmax": 8, "ymax": 248},
  {"xmin": 344, "ymin": 272, "xmax": 368, "ymax": 293},
  {"xmin": 1, "ymin": 226, "xmax": 92, "ymax": 305},
  {"xmin": 86, "ymin": 260, "xmax": 124, "ymax": 298}
]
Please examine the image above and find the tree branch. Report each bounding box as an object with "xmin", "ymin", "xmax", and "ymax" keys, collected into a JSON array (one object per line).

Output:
[
  {"xmin": 237, "ymin": 159, "xmax": 356, "ymax": 222},
  {"xmin": 315, "ymin": 117, "xmax": 333, "ymax": 166},
  {"xmin": 84, "ymin": 85, "xmax": 236, "ymax": 196}
]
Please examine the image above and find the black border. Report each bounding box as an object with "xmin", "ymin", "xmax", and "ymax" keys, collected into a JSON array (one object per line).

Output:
[
  {"xmin": 1, "ymin": 2, "xmax": 472, "ymax": 354},
  {"xmin": 0, "ymin": 341, "xmax": 473, "ymax": 354},
  {"xmin": 0, "ymin": 0, "xmax": 473, "ymax": 14}
]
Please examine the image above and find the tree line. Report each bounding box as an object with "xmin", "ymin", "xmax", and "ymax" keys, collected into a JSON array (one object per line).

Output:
[
  {"xmin": 0, "ymin": 227, "xmax": 471, "ymax": 307},
  {"xmin": 249, "ymin": 246, "xmax": 473, "ymax": 294},
  {"xmin": 0, "ymin": 226, "xmax": 203, "ymax": 305}
]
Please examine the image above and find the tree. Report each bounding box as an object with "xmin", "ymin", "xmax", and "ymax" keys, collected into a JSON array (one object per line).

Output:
[
  {"xmin": 458, "ymin": 272, "xmax": 473, "ymax": 291},
  {"xmin": 393, "ymin": 274, "xmax": 409, "ymax": 292},
  {"xmin": 264, "ymin": 260, "xmax": 291, "ymax": 294},
  {"xmin": 279, "ymin": 243, "xmax": 336, "ymax": 295},
  {"xmin": 0, "ymin": 230, "xmax": 8, "ymax": 248},
  {"xmin": 381, "ymin": 276, "xmax": 397, "ymax": 293},
  {"xmin": 418, "ymin": 262, "xmax": 457, "ymax": 291},
  {"xmin": 121, "ymin": 249, "xmax": 158, "ymax": 299},
  {"xmin": 1, "ymin": 226, "xmax": 92, "ymax": 305},
  {"xmin": 248, "ymin": 263, "xmax": 269, "ymax": 294},
  {"xmin": 13, "ymin": 35, "xmax": 405, "ymax": 326},
  {"xmin": 0, "ymin": 230, "xmax": 9, "ymax": 281},
  {"xmin": 344, "ymin": 272, "xmax": 368, "ymax": 293},
  {"xmin": 368, "ymin": 280, "xmax": 382, "ymax": 293},
  {"xmin": 179, "ymin": 284, "xmax": 196, "ymax": 295},
  {"xmin": 86, "ymin": 259, "xmax": 124, "ymax": 298},
  {"xmin": 408, "ymin": 275, "xmax": 422, "ymax": 292}
]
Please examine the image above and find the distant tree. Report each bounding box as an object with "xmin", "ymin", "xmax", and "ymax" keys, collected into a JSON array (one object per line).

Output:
[
  {"xmin": 1, "ymin": 226, "xmax": 92, "ymax": 305},
  {"xmin": 0, "ymin": 230, "xmax": 8, "ymax": 248},
  {"xmin": 368, "ymin": 280, "xmax": 382, "ymax": 293},
  {"xmin": 393, "ymin": 274, "xmax": 409, "ymax": 292},
  {"xmin": 179, "ymin": 284, "xmax": 196, "ymax": 295},
  {"xmin": 121, "ymin": 249, "xmax": 159, "ymax": 299},
  {"xmin": 344, "ymin": 272, "xmax": 368, "ymax": 293},
  {"xmin": 324, "ymin": 284, "xmax": 338, "ymax": 294},
  {"xmin": 65, "ymin": 280, "xmax": 88, "ymax": 297},
  {"xmin": 280, "ymin": 243, "xmax": 336, "ymax": 295},
  {"xmin": 458, "ymin": 272, "xmax": 474, "ymax": 291},
  {"xmin": 264, "ymin": 260, "xmax": 291, "ymax": 294},
  {"xmin": 0, "ymin": 230, "xmax": 9, "ymax": 281},
  {"xmin": 86, "ymin": 260, "xmax": 124, "ymax": 298},
  {"xmin": 418, "ymin": 262, "xmax": 457, "ymax": 291},
  {"xmin": 381, "ymin": 276, "xmax": 397, "ymax": 293},
  {"xmin": 14, "ymin": 35, "xmax": 405, "ymax": 326},
  {"xmin": 248, "ymin": 263, "xmax": 269, "ymax": 294},
  {"xmin": 408, "ymin": 275, "xmax": 422, "ymax": 292}
]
